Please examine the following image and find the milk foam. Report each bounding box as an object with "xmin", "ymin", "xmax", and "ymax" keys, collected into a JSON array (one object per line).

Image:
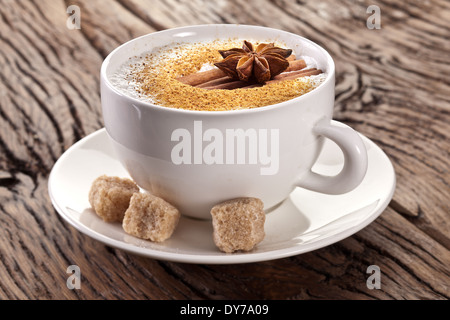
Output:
[{"xmin": 108, "ymin": 55, "xmax": 156, "ymax": 104}]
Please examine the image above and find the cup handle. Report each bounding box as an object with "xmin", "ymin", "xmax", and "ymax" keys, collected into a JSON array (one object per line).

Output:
[{"xmin": 295, "ymin": 119, "xmax": 368, "ymax": 194}]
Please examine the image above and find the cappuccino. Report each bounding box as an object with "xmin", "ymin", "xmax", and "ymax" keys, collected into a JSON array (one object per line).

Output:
[{"xmin": 108, "ymin": 39, "xmax": 326, "ymax": 111}]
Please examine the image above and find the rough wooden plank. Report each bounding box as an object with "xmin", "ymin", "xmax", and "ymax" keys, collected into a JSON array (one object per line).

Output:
[
  {"xmin": 0, "ymin": 0, "xmax": 448, "ymax": 300},
  {"xmin": 72, "ymin": 0, "xmax": 157, "ymax": 57},
  {"xmin": 0, "ymin": 0, "xmax": 103, "ymax": 151},
  {"xmin": 118, "ymin": 0, "xmax": 229, "ymax": 29}
]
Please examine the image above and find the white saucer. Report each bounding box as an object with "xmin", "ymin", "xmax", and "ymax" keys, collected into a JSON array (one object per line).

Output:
[{"xmin": 48, "ymin": 124, "xmax": 395, "ymax": 264}]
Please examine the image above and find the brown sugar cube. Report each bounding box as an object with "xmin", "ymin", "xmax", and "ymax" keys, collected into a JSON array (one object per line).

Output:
[
  {"xmin": 123, "ymin": 193, "xmax": 180, "ymax": 242},
  {"xmin": 88, "ymin": 175, "xmax": 139, "ymax": 223},
  {"xmin": 211, "ymin": 198, "xmax": 266, "ymax": 253}
]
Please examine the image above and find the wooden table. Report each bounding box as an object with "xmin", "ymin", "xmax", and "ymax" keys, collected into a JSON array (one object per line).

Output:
[{"xmin": 1, "ymin": 0, "xmax": 449, "ymax": 300}]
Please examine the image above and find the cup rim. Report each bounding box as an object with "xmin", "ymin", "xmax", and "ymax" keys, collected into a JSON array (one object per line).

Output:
[{"xmin": 101, "ymin": 24, "xmax": 335, "ymax": 115}]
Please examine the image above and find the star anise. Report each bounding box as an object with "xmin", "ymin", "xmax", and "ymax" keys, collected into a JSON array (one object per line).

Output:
[{"xmin": 214, "ymin": 41, "xmax": 293, "ymax": 84}]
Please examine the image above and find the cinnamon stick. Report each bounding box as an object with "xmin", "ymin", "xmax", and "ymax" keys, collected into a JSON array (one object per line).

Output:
[
  {"xmin": 177, "ymin": 59, "xmax": 306, "ymax": 87},
  {"xmin": 176, "ymin": 68, "xmax": 227, "ymax": 86},
  {"xmin": 237, "ymin": 69, "xmax": 323, "ymax": 89},
  {"xmin": 203, "ymin": 68, "xmax": 323, "ymax": 90},
  {"xmin": 270, "ymin": 68, "xmax": 322, "ymax": 83},
  {"xmin": 287, "ymin": 54, "xmax": 297, "ymax": 61},
  {"xmin": 197, "ymin": 76, "xmax": 235, "ymax": 88},
  {"xmin": 202, "ymin": 80, "xmax": 255, "ymax": 91},
  {"xmin": 284, "ymin": 59, "xmax": 306, "ymax": 72}
]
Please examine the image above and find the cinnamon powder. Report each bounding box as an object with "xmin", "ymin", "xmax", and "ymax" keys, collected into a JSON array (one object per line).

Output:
[{"xmin": 127, "ymin": 40, "xmax": 323, "ymax": 111}]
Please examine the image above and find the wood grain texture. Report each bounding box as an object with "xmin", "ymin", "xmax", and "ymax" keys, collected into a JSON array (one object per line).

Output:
[{"xmin": 0, "ymin": 0, "xmax": 449, "ymax": 300}]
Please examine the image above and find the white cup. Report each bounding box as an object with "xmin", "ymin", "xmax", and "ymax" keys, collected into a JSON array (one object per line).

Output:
[{"xmin": 101, "ymin": 24, "xmax": 368, "ymax": 220}]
